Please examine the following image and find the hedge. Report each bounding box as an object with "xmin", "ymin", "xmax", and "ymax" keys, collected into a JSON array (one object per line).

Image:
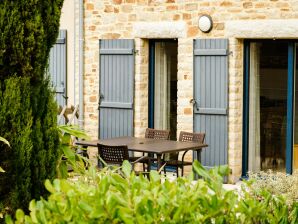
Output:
[{"xmin": 7, "ymin": 161, "xmax": 298, "ymax": 224}]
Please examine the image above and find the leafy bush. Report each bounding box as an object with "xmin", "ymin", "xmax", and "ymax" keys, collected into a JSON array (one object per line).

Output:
[
  {"xmin": 56, "ymin": 125, "xmax": 90, "ymax": 178},
  {"xmin": 6, "ymin": 161, "xmax": 298, "ymax": 224},
  {"xmin": 248, "ymin": 170, "xmax": 298, "ymax": 207}
]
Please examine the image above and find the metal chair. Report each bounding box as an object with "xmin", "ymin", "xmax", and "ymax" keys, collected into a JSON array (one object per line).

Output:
[
  {"xmin": 97, "ymin": 143, "xmax": 148, "ymax": 175},
  {"xmin": 134, "ymin": 128, "xmax": 170, "ymax": 171},
  {"xmin": 145, "ymin": 128, "xmax": 170, "ymax": 140},
  {"xmin": 97, "ymin": 143, "xmax": 129, "ymax": 167},
  {"xmin": 164, "ymin": 131, "xmax": 205, "ymax": 177}
]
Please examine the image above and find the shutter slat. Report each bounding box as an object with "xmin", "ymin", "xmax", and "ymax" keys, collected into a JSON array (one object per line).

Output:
[
  {"xmin": 100, "ymin": 102, "xmax": 133, "ymax": 109},
  {"xmin": 194, "ymin": 108, "xmax": 227, "ymax": 115},
  {"xmin": 194, "ymin": 49, "xmax": 228, "ymax": 56},
  {"xmin": 56, "ymin": 38, "xmax": 66, "ymax": 44},
  {"xmin": 100, "ymin": 49, "xmax": 134, "ymax": 55}
]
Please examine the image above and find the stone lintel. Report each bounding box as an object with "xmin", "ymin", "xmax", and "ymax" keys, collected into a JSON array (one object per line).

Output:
[
  {"xmin": 133, "ymin": 21, "xmax": 187, "ymax": 38},
  {"xmin": 226, "ymin": 19, "xmax": 298, "ymax": 39}
]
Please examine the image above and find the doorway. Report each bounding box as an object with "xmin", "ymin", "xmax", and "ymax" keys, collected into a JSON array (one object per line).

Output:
[
  {"xmin": 243, "ymin": 40, "xmax": 297, "ymax": 175},
  {"xmin": 149, "ymin": 40, "xmax": 178, "ymax": 140}
]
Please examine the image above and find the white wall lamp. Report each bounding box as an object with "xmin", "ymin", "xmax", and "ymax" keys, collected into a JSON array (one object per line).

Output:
[{"xmin": 198, "ymin": 15, "xmax": 213, "ymax": 33}]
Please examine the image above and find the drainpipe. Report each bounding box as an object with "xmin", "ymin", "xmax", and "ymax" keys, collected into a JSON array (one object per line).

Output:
[
  {"xmin": 73, "ymin": 1, "xmax": 76, "ymax": 107},
  {"xmin": 78, "ymin": 0, "xmax": 84, "ymax": 128}
]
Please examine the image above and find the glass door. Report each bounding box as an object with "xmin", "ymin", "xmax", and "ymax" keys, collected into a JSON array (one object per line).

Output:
[
  {"xmin": 243, "ymin": 40, "xmax": 296, "ymax": 175},
  {"xmin": 249, "ymin": 41, "xmax": 288, "ymax": 172},
  {"xmin": 149, "ymin": 40, "xmax": 178, "ymax": 140}
]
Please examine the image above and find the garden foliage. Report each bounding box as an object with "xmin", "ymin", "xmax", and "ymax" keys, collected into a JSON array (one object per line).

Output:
[
  {"xmin": 7, "ymin": 161, "xmax": 298, "ymax": 224},
  {"xmin": 0, "ymin": 0, "xmax": 64, "ymax": 215},
  {"xmin": 56, "ymin": 125, "xmax": 90, "ymax": 179},
  {"xmin": 249, "ymin": 170, "xmax": 298, "ymax": 207},
  {"xmin": 0, "ymin": 136, "xmax": 9, "ymax": 173}
]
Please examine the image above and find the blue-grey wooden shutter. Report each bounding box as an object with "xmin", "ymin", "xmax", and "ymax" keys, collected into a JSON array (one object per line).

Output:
[
  {"xmin": 193, "ymin": 39, "xmax": 228, "ymax": 168},
  {"xmin": 99, "ymin": 39, "xmax": 134, "ymax": 139},
  {"xmin": 48, "ymin": 30, "xmax": 67, "ymax": 108}
]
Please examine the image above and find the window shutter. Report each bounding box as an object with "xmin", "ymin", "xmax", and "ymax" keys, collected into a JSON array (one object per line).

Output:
[
  {"xmin": 48, "ymin": 30, "xmax": 67, "ymax": 108},
  {"xmin": 99, "ymin": 39, "xmax": 134, "ymax": 139},
  {"xmin": 193, "ymin": 39, "xmax": 228, "ymax": 168}
]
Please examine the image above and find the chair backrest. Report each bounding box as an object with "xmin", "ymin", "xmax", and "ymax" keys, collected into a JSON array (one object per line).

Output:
[
  {"xmin": 97, "ymin": 143, "xmax": 129, "ymax": 165},
  {"xmin": 179, "ymin": 131, "xmax": 205, "ymax": 143},
  {"xmin": 145, "ymin": 128, "xmax": 170, "ymax": 140}
]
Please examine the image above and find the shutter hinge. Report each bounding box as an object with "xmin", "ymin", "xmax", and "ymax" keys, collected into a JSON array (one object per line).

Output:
[{"xmin": 134, "ymin": 49, "xmax": 139, "ymax": 55}]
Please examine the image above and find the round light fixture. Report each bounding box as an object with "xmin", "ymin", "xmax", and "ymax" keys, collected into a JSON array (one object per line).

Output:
[{"xmin": 198, "ymin": 15, "xmax": 213, "ymax": 33}]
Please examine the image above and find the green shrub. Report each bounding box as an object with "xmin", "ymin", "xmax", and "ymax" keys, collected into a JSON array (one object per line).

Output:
[
  {"xmin": 6, "ymin": 161, "xmax": 298, "ymax": 224},
  {"xmin": 0, "ymin": 0, "xmax": 64, "ymax": 217},
  {"xmin": 0, "ymin": 0, "xmax": 63, "ymax": 81},
  {"xmin": 0, "ymin": 77, "xmax": 62, "ymax": 216},
  {"xmin": 56, "ymin": 125, "xmax": 90, "ymax": 178},
  {"xmin": 29, "ymin": 80, "xmax": 61, "ymax": 198},
  {"xmin": 0, "ymin": 77, "xmax": 33, "ymax": 214},
  {"xmin": 248, "ymin": 170, "xmax": 298, "ymax": 207}
]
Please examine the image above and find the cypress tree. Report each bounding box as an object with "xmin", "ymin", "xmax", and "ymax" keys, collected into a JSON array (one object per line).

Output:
[
  {"xmin": 0, "ymin": 0, "xmax": 64, "ymax": 216},
  {"xmin": 0, "ymin": 77, "xmax": 33, "ymax": 213}
]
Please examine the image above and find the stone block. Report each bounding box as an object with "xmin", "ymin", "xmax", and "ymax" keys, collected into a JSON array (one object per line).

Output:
[
  {"xmin": 166, "ymin": 5, "xmax": 178, "ymax": 11},
  {"xmin": 183, "ymin": 107, "xmax": 192, "ymax": 115},
  {"xmin": 89, "ymin": 95, "xmax": 97, "ymax": 102},
  {"xmin": 86, "ymin": 3, "xmax": 94, "ymax": 10},
  {"xmin": 113, "ymin": 0, "xmax": 122, "ymax": 4},
  {"xmin": 104, "ymin": 5, "xmax": 114, "ymax": 13},
  {"xmin": 185, "ymin": 3, "xmax": 198, "ymax": 11},
  {"xmin": 121, "ymin": 5, "xmax": 133, "ymax": 13}
]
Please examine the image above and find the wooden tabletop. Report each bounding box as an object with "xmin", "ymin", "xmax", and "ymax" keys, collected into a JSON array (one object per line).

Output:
[{"xmin": 75, "ymin": 136, "xmax": 208, "ymax": 154}]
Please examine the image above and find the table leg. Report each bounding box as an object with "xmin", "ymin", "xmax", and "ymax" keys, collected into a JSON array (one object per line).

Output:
[
  {"xmin": 157, "ymin": 154, "xmax": 162, "ymax": 172},
  {"xmin": 196, "ymin": 149, "xmax": 201, "ymax": 163},
  {"xmin": 147, "ymin": 157, "xmax": 151, "ymax": 172},
  {"xmin": 194, "ymin": 149, "xmax": 202, "ymax": 180}
]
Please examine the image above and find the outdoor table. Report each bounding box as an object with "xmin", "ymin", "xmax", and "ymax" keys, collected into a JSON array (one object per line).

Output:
[{"xmin": 75, "ymin": 136, "xmax": 208, "ymax": 170}]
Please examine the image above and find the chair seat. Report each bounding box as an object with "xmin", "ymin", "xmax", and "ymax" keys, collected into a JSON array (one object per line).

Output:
[{"xmin": 163, "ymin": 165, "xmax": 177, "ymax": 173}]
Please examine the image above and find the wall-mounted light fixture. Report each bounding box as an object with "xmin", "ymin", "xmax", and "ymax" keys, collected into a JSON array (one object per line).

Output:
[{"xmin": 198, "ymin": 15, "xmax": 213, "ymax": 33}]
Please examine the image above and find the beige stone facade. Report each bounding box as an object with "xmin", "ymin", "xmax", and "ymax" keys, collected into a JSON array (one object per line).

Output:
[{"xmin": 60, "ymin": 0, "xmax": 298, "ymax": 182}]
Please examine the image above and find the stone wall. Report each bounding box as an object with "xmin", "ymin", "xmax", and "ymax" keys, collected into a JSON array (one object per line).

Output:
[
  {"xmin": 134, "ymin": 38, "xmax": 149, "ymax": 138},
  {"xmin": 82, "ymin": 0, "xmax": 298, "ymax": 182}
]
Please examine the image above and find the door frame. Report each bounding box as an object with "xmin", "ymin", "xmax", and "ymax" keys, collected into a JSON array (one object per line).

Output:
[
  {"xmin": 148, "ymin": 40, "xmax": 155, "ymax": 129},
  {"xmin": 242, "ymin": 39, "xmax": 295, "ymax": 177}
]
